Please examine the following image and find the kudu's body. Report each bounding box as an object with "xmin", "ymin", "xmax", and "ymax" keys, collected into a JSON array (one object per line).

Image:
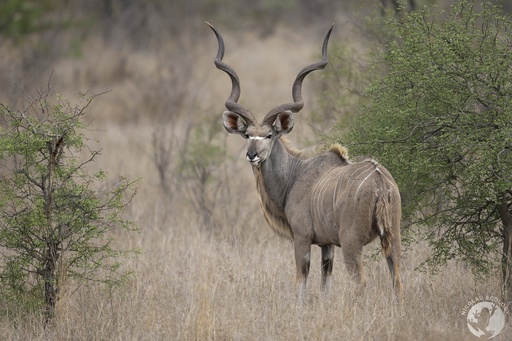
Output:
[{"xmin": 207, "ymin": 23, "xmax": 403, "ymax": 301}]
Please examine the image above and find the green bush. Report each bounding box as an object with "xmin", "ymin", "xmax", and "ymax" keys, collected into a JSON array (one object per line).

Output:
[
  {"xmin": 0, "ymin": 84, "xmax": 138, "ymax": 320},
  {"xmin": 332, "ymin": 0, "xmax": 512, "ymax": 298}
]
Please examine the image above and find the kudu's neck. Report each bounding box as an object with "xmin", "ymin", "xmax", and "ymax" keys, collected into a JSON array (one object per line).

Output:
[{"xmin": 254, "ymin": 139, "xmax": 300, "ymax": 209}]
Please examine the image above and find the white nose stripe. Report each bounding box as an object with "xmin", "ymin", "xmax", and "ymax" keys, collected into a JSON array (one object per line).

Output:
[{"xmin": 249, "ymin": 136, "xmax": 265, "ymax": 140}]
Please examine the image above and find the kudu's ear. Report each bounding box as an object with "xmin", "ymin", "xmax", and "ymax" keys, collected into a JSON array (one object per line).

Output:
[
  {"xmin": 272, "ymin": 111, "xmax": 294, "ymax": 135},
  {"xmin": 222, "ymin": 111, "xmax": 248, "ymax": 135}
]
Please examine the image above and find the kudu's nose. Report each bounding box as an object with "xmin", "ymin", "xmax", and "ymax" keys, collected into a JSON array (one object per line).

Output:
[{"xmin": 246, "ymin": 150, "xmax": 259, "ymax": 162}]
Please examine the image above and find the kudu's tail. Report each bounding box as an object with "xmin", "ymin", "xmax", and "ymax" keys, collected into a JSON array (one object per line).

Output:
[
  {"xmin": 375, "ymin": 191, "xmax": 395, "ymax": 257},
  {"xmin": 375, "ymin": 189, "xmax": 403, "ymax": 300}
]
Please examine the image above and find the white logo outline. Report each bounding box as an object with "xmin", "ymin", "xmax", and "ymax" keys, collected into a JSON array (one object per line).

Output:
[{"xmin": 463, "ymin": 298, "xmax": 507, "ymax": 339}]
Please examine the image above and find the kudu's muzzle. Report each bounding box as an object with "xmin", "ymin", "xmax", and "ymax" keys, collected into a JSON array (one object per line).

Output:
[{"xmin": 246, "ymin": 143, "xmax": 261, "ymax": 164}]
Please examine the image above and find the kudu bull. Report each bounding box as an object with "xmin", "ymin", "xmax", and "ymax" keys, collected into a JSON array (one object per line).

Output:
[{"xmin": 207, "ymin": 23, "xmax": 403, "ymax": 301}]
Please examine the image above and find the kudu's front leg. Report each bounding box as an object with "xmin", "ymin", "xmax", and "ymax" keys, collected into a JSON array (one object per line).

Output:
[
  {"xmin": 294, "ymin": 239, "xmax": 311, "ymax": 304},
  {"xmin": 321, "ymin": 245, "xmax": 334, "ymax": 293}
]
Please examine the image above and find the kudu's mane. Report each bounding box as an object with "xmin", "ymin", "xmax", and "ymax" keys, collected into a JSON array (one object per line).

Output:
[
  {"xmin": 254, "ymin": 137, "xmax": 350, "ymax": 240},
  {"xmin": 279, "ymin": 136, "xmax": 349, "ymax": 161}
]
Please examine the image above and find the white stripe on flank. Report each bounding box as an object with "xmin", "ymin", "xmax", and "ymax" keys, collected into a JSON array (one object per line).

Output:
[
  {"xmin": 332, "ymin": 179, "xmax": 339, "ymax": 212},
  {"xmin": 355, "ymin": 168, "xmax": 377, "ymax": 199},
  {"xmin": 339, "ymin": 165, "xmax": 368, "ymax": 221}
]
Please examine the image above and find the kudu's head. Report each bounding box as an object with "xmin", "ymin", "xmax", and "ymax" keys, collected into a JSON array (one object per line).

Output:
[{"xmin": 207, "ymin": 22, "xmax": 333, "ymax": 165}]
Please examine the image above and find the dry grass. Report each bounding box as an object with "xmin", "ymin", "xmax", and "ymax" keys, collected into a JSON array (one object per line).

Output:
[{"xmin": 1, "ymin": 123, "xmax": 509, "ymax": 341}]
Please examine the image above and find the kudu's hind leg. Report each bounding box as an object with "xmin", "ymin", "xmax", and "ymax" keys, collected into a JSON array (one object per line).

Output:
[
  {"xmin": 320, "ymin": 245, "xmax": 334, "ymax": 292},
  {"xmin": 383, "ymin": 234, "xmax": 403, "ymax": 303},
  {"xmin": 386, "ymin": 255, "xmax": 403, "ymax": 302},
  {"xmin": 340, "ymin": 241, "xmax": 365, "ymax": 286},
  {"xmin": 376, "ymin": 190, "xmax": 403, "ymax": 302}
]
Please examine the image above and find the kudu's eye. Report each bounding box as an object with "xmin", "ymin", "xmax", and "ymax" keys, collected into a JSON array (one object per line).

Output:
[
  {"xmin": 243, "ymin": 132, "xmax": 250, "ymax": 139},
  {"xmin": 266, "ymin": 133, "xmax": 272, "ymax": 139}
]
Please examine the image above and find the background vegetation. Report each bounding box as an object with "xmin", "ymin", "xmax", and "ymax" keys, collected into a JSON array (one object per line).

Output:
[
  {"xmin": 0, "ymin": 0, "xmax": 510, "ymax": 339},
  {"xmin": 0, "ymin": 85, "xmax": 138, "ymax": 321},
  {"xmin": 329, "ymin": 0, "xmax": 512, "ymax": 302}
]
